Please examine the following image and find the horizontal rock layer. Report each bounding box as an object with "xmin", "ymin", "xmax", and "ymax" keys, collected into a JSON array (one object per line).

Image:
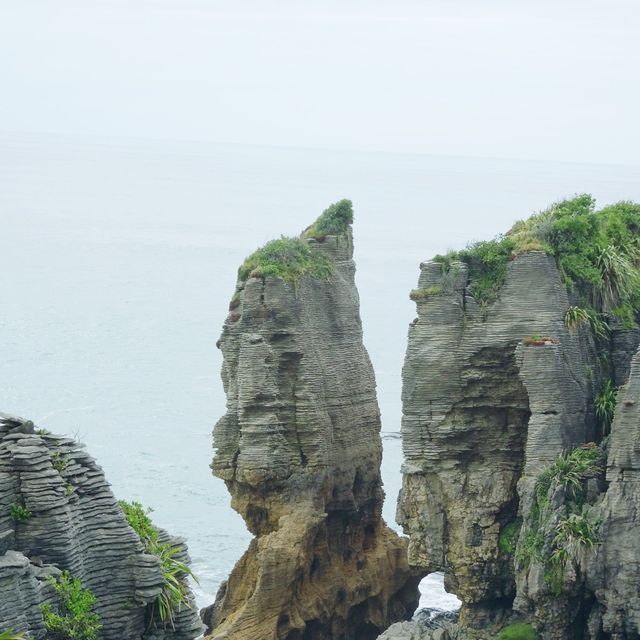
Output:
[
  {"xmin": 207, "ymin": 228, "xmax": 421, "ymax": 639},
  {"xmin": 398, "ymin": 251, "xmax": 640, "ymax": 637},
  {"xmin": 0, "ymin": 413, "xmax": 203, "ymax": 639}
]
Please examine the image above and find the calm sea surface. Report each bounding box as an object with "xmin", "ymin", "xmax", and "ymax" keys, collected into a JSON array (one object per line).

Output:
[{"xmin": 2, "ymin": 132, "xmax": 639, "ymax": 610}]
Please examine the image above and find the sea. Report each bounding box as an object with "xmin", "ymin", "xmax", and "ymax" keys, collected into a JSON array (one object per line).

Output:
[{"xmin": 2, "ymin": 131, "xmax": 639, "ymax": 612}]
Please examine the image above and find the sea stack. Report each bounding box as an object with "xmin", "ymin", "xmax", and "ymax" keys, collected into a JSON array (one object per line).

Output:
[
  {"xmin": 205, "ymin": 200, "xmax": 421, "ymax": 640},
  {"xmin": 393, "ymin": 196, "xmax": 640, "ymax": 639}
]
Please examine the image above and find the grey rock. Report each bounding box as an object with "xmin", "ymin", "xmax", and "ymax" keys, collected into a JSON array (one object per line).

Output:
[
  {"xmin": 590, "ymin": 348, "xmax": 640, "ymax": 638},
  {"xmin": 398, "ymin": 253, "xmax": 597, "ymax": 620},
  {"xmin": 395, "ymin": 249, "xmax": 640, "ymax": 638},
  {"xmin": 0, "ymin": 413, "xmax": 203, "ymax": 639},
  {"xmin": 207, "ymin": 225, "xmax": 422, "ymax": 639}
]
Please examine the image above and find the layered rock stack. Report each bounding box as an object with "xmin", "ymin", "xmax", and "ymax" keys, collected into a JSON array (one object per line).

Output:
[
  {"xmin": 205, "ymin": 201, "xmax": 421, "ymax": 640},
  {"xmin": 395, "ymin": 247, "xmax": 640, "ymax": 638},
  {"xmin": 0, "ymin": 413, "xmax": 203, "ymax": 640},
  {"xmin": 589, "ymin": 348, "xmax": 640, "ymax": 637},
  {"xmin": 399, "ymin": 253, "xmax": 598, "ymax": 624}
]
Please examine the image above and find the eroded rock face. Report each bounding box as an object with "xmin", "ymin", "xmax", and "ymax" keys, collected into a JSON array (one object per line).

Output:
[
  {"xmin": 0, "ymin": 413, "xmax": 203, "ymax": 640},
  {"xmin": 399, "ymin": 253, "xmax": 597, "ymax": 624},
  {"xmin": 590, "ymin": 348, "xmax": 640, "ymax": 638},
  {"xmin": 206, "ymin": 227, "xmax": 421, "ymax": 639},
  {"xmin": 397, "ymin": 251, "xmax": 640, "ymax": 638}
]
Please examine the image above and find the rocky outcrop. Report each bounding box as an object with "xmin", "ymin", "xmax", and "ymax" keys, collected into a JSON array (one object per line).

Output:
[
  {"xmin": 399, "ymin": 253, "xmax": 597, "ymax": 621},
  {"xmin": 590, "ymin": 348, "xmax": 640, "ymax": 637},
  {"xmin": 397, "ymin": 250, "xmax": 640, "ymax": 638},
  {"xmin": 206, "ymin": 207, "xmax": 421, "ymax": 640},
  {"xmin": 0, "ymin": 413, "xmax": 203, "ymax": 640}
]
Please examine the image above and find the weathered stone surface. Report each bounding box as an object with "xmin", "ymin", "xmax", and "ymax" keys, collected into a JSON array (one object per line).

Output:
[
  {"xmin": 206, "ymin": 225, "xmax": 421, "ymax": 639},
  {"xmin": 398, "ymin": 253, "xmax": 597, "ymax": 622},
  {"xmin": 0, "ymin": 413, "xmax": 203, "ymax": 640},
  {"xmin": 589, "ymin": 348, "xmax": 640, "ymax": 638},
  {"xmin": 396, "ymin": 249, "xmax": 640, "ymax": 639}
]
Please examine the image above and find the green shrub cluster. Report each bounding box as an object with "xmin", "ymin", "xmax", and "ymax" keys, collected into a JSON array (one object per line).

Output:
[
  {"xmin": 517, "ymin": 446, "xmax": 603, "ymax": 594},
  {"xmin": 435, "ymin": 237, "xmax": 515, "ymax": 310},
  {"xmin": 595, "ymin": 379, "xmax": 617, "ymax": 434},
  {"xmin": 41, "ymin": 571, "xmax": 101, "ymax": 640},
  {"xmin": 237, "ymin": 236, "xmax": 333, "ymax": 284},
  {"xmin": 52, "ymin": 452, "xmax": 69, "ymax": 473},
  {"xmin": 497, "ymin": 622, "xmax": 537, "ymax": 640},
  {"xmin": 9, "ymin": 501, "xmax": 32, "ymax": 523},
  {"xmin": 303, "ymin": 199, "xmax": 353, "ymax": 238},
  {"xmin": 435, "ymin": 195, "xmax": 640, "ymax": 323},
  {"xmin": 119, "ymin": 500, "xmax": 198, "ymax": 627}
]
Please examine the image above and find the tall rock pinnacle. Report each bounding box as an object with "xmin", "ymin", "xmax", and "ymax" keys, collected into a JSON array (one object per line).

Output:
[{"xmin": 205, "ymin": 200, "xmax": 421, "ymax": 640}]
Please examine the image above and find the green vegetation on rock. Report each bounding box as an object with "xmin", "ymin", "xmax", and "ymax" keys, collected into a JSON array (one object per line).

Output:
[
  {"xmin": 435, "ymin": 237, "xmax": 515, "ymax": 310},
  {"xmin": 595, "ymin": 379, "xmax": 618, "ymax": 434},
  {"xmin": 303, "ymin": 198, "xmax": 353, "ymax": 238},
  {"xmin": 9, "ymin": 501, "xmax": 31, "ymax": 523},
  {"xmin": 0, "ymin": 631, "xmax": 26, "ymax": 640},
  {"xmin": 52, "ymin": 452, "xmax": 69, "ymax": 473},
  {"xmin": 41, "ymin": 571, "xmax": 101, "ymax": 640},
  {"xmin": 497, "ymin": 622, "xmax": 537, "ymax": 640},
  {"xmin": 238, "ymin": 236, "xmax": 333, "ymax": 284},
  {"xmin": 120, "ymin": 500, "xmax": 198, "ymax": 626},
  {"xmin": 517, "ymin": 446, "xmax": 603, "ymax": 594},
  {"xmin": 435, "ymin": 195, "xmax": 640, "ymax": 323},
  {"xmin": 499, "ymin": 519, "xmax": 522, "ymax": 554}
]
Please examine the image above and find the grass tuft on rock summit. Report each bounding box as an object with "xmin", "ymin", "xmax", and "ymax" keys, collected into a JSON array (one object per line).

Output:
[{"xmin": 238, "ymin": 199, "xmax": 353, "ymax": 284}]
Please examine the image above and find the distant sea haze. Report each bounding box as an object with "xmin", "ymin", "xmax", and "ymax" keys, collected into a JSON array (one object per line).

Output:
[{"xmin": 1, "ymin": 131, "xmax": 639, "ymax": 608}]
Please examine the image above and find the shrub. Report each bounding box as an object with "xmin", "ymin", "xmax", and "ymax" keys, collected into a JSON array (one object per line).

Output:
[
  {"xmin": 518, "ymin": 445, "xmax": 603, "ymax": 572},
  {"xmin": 409, "ymin": 286, "xmax": 443, "ymax": 301},
  {"xmin": 304, "ymin": 199, "xmax": 353, "ymax": 238},
  {"xmin": 52, "ymin": 452, "xmax": 69, "ymax": 473},
  {"xmin": 435, "ymin": 196, "xmax": 640, "ymax": 325},
  {"xmin": 497, "ymin": 622, "xmax": 537, "ymax": 640},
  {"xmin": 119, "ymin": 500, "xmax": 158, "ymax": 545},
  {"xmin": 238, "ymin": 237, "xmax": 333, "ymax": 284},
  {"xmin": 551, "ymin": 509, "xmax": 599, "ymax": 565},
  {"xmin": 595, "ymin": 379, "xmax": 617, "ymax": 433},
  {"xmin": 564, "ymin": 306, "xmax": 590, "ymax": 331},
  {"xmin": 9, "ymin": 501, "xmax": 32, "ymax": 523},
  {"xmin": 444, "ymin": 236, "xmax": 516, "ymax": 310},
  {"xmin": 41, "ymin": 571, "xmax": 101, "ymax": 640},
  {"xmin": 537, "ymin": 446, "xmax": 602, "ymax": 503},
  {"xmin": 119, "ymin": 500, "xmax": 198, "ymax": 627}
]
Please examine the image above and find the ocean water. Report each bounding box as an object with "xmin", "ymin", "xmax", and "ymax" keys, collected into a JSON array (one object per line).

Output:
[{"xmin": 2, "ymin": 131, "xmax": 639, "ymax": 612}]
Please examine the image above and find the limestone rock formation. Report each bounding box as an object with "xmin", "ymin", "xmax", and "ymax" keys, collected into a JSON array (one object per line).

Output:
[
  {"xmin": 589, "ymin": 348, "xmax": 640, "ymax": 637},
  {"xmin": 399, "ymin": 253, "xmax": 599, "ymax": 623},
  {"xmin": 0, "ymin": 413, "xmax": 203, "ymax": 640},
  {"xmin": 397, "ymin": 239, "xmax": 640, "ymax": 638},
  {"xmin": 205, "ymin": 202, "xmax": 421, "ymax": 640}
]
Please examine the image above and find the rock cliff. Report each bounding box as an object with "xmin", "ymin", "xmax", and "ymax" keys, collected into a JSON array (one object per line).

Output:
[
  {"xmin": 592, "ymin": 348, "xmax": 640, "ymax": 636},
  {"xmin": 205, "ymin": 201, "xmax": 421, "ymax": 640},
  {"xmin": 394, "ymin": 197, "xmax": 640, "ymax": 639},
  {"xmin": 0, "ymin": 413, "xmax": 203, "ymax": 639}
]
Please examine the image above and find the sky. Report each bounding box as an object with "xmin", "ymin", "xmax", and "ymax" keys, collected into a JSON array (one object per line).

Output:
[{"xmin": 1, "ymin": 0, "xmax": 639, "ymax": 164}]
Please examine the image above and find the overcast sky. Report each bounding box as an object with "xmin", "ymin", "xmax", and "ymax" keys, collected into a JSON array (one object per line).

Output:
[{"xmin": 1, "ymin": 0, "xmax": 638, "ymax": 164}]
